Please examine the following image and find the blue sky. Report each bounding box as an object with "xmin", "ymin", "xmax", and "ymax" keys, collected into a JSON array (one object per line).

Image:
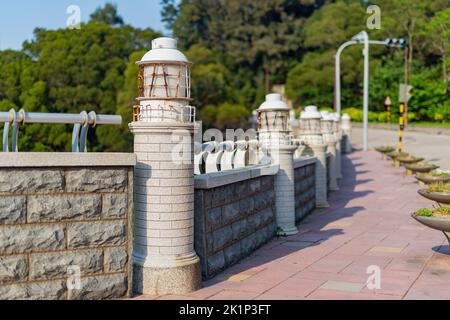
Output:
[{"xmin": 0, "ymin": 0, "xmax": 168, "ymax": 50}]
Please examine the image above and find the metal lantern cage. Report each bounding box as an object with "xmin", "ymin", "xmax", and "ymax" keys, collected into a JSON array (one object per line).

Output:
[
  {"xmin": 257, "ymin": 110, "xmax": 291, "ymax": 132},
  {"xmin": 257, "ymin": 94, "xmax": 293, "ymax": 147},
  {"xmin": 137, "ymin": 62, "xmax": 191, "ymax": 100}
]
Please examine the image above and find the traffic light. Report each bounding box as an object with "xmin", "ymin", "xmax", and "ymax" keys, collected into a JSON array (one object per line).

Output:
[{"xmin": 385, "ymin": 38, "xmax": 407, "ymax": 48}]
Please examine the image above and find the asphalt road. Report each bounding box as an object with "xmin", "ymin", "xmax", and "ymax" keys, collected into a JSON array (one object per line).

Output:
[{"xmin": 351, "ymin": 127, "xmax": 450, "ymax": 169}]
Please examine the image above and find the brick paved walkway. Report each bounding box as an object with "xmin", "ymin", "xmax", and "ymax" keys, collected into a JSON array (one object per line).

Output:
[{"xmin": 137, "ymin": 150, "xmax": 450, "ymax": 300}]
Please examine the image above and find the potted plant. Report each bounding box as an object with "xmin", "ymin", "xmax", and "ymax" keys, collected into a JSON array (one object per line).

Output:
[
  {"xmin": 375, "ymin": 146, "xmax": 395, "ymax": 160},
  {"xmin": 404, "ymin": 162, "xmax": 438, "ymax": 176},
  {"xmin": 412, "ymin": 206, "xmax": 450, "ymax": 245},
  {"xmin": 397, "ymin": 155, "xmax": 424, "ymax": 165},
  {"xmin": 418, "ymin": 182, "xmax": 450, "ymax": 204},
  {"xmin": 386, "ymin": 151, "xmax": 409, "ymax": 167},
  {"xmin": 416, "ymin": 171, "xmax": 450, "ymax": 185}
]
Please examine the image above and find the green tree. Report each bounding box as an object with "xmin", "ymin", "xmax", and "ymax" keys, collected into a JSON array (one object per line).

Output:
[
  {"xmin": 420, "ymin": 8, "xmax": 450, "ymax": 82},
  {"xmin": 90, "ymin": 3, "xmax": 124, "ymax": 26},
  {"xmin": 185, "ymin": 45, "xmax": 229, "ymax": 109}
]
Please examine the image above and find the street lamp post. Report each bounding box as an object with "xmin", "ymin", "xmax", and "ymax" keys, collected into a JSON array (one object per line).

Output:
[
  {"xmin": 335, "ymin": 35, "xmax": 408, "ymax": 152},
  {"xmin": 352, "ymin": 31, "xmax": 369, "ymax": 151},
  {"xmin": 335, "ymin": 34, "xmax": 388, "ymax": 151}
]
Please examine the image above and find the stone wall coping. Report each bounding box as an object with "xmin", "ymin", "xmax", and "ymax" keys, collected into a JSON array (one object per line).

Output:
[
  {"xmin": 195, "ymin": 164, "xmax": 280, "ymax": 189},
  {"xmin": 293, "ymin": 156, "xmax": 317, "ymax": 169},
  {"xmin": 0, "ymin": 153, "xmax": 136, "ymax": 167}
]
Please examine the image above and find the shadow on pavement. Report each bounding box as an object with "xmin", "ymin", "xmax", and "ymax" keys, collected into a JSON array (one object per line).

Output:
[{"xmin": 202, "ymin": 151, "xmax": 376, "ymax": 287}]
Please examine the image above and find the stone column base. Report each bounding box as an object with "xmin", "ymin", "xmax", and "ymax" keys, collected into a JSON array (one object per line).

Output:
[
  {"xmin": 278, "ymin": 226, "xmax": 299, "ymax": 236},
  {"xmin": 133, "ymin": 256, "xmax": 201, "ymax": 296}
]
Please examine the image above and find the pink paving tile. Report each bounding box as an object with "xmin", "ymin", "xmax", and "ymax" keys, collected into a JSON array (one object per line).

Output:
[
  {"xmin": 306, "ymin": 289, "xmax": 401, "ymax": 300},
  {"xmin": 385, "ymin": 256, "xmax": 429, "ymax": 272},
  {"xmin": 292, "ymin": 270, "xmax": 368, "ymax": 283},
  {"xmin": 332, "ymin": 243, "xmax": 371, "ymax": 255},
  {"xmin": 157, "ymin": 295, "xmax": 193, "ymax": 300},
  {"xmin": 263, "ymin": 278, "xmax": 325, "ymax": 298},
  {"xmin": 340, "ymin": 257, "xmax": 392, "ymax": 276},
  {"xmin": 239, "ymin": 267, "xmax": 300, "ymax": 285},
  {"xmin": 207, "ymin": 290, "xmax": 260, "ymax": 300},
  {"xmin": 254, "ymin": 293, "xmax": 307, "ymax": 300},
  {"xmin": 404, "ymin": 288, "xmax": 450, "ymax": 300},
  {"xmin": 361, "ymin": 275, "xmax": 417, "ymax": 296},
  {"xmin": 304, "ymin": 257, "xmax": 353, "ymax": 274}
]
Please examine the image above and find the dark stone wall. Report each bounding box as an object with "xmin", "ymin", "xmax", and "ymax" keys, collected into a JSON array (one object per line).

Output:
[
  {"xmin": 194, "ymin": 175, "xmax": 276, "ymax": 280},
  {"xmin": 294, "ymin": 163, "xmax": 316, "ymax": 222}
]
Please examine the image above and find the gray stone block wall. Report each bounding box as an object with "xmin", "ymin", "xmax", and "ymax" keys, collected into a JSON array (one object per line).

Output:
[
  {"xmin": 294, "ymin": 163, "xmax": 316, "ymax": 222},
  {"xmin": 0, "ymin": 167, "xmax": 133, "ymax": 300},
  {"xmin": 194, "ymin": 175, "xmax": 276, "ymax": 280}
]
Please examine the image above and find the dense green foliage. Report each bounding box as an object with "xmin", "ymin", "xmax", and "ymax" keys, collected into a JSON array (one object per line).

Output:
[{"xmin": 0, "ymin": 1, "xmax": 448, "ymax": 152}]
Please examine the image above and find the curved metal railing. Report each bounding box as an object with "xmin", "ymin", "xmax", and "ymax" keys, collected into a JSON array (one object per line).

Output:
[{"xmin": 0, "ymin": 109, "xmax": 122, "ymax": 152}]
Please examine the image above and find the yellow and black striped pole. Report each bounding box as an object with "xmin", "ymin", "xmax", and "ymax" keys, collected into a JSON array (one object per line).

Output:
[
  {"xmin": 395, "ymin": 104, "xmax": 405, "ymax": 168},
  {"xmin": 397, "ymin": 104, "xmax": 404, "ymax": 152}
]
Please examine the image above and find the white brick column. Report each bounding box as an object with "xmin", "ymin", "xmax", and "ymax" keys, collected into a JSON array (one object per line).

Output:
[
  {"xmin": 333, "ymin": 114, "xmax": 343, "ymax": 180},
  {"xmin": 129, "ymin": 122, "xmax": 201, "ymax": 295},
  {"xmin": 326, "ymin": 141, "xmax": 339, "ymax": 191},
  {"xmin": 271, "ymin": 145, "xmax": 298, "ymax": 236},
  {"xmin": 311, "ymin": 144, "xmax": 329, "ymax": 207},
  {"xmin": 321, "ymin": 112, "xmax": 339, "ymax": 192},
  {"xmin": 341, "ymin": 114, "xmax": 352, "ymax": 153}
]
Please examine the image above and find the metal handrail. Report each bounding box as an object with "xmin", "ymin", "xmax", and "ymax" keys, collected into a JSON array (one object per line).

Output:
[{"xmin": 1, "ymin": 109, "xmax": 122, "ymax": 153}]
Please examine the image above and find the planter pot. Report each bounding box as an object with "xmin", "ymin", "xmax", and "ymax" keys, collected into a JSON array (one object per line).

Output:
[
  {"xmin": 375, "ymin": 147, "xmax": 394, "ymax": 160},
  {"xmin": 411, "ymin": 213, "xmax": 450, "ymax": 245},
  {"xmin": 418, "ymin": 189, "xmax": 450, "ymax": 204},
  {"xmin": 415, "ymin": 174, "xmax": 450, "ymax": 185},
  {"xmin": 387, "ymin": 152, "xmax": 409, "ymax": 167},
  {"xmin": 405, "ymin": 164, "xmax": 439, "ymax": 173},
  {"xmin": 397, "ymin": 157, "xmax": 424, "ymax": 164}
]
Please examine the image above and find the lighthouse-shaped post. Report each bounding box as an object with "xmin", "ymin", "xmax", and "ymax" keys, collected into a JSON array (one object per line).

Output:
[
  {"xmin": 129, "ymin": 37, "xmax": 201, "ymax": 295},
  {"xmin": 257, "ymin": 94, "xmax": 298, "ymax": 236},
  {"xmin": 299, "ymin": 106, "xmax": 329, "ymax": 207}
]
